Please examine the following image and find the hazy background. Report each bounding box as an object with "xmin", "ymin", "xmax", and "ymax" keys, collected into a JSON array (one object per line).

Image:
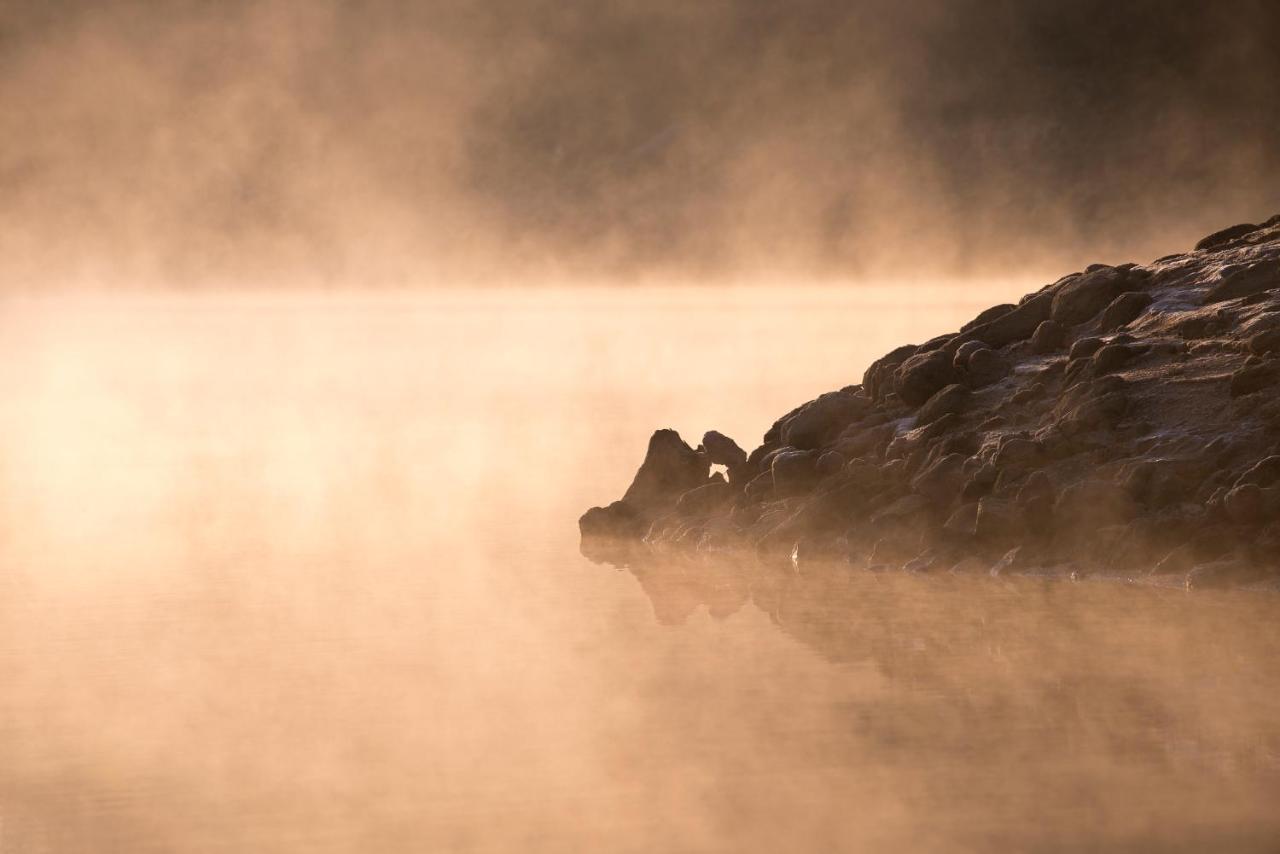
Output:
[{"xmin": 2, "ymin": 0, "xmax": 1279, "ymax": 289}]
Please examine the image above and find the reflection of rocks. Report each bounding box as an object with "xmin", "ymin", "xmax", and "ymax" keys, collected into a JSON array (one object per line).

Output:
[
  {"xmin": 580, "ymin": 545, "xmax": 1280, "ymax": 784},
  {"xmin": 581, "ymin": 216, "xmax": 1280, "ymax": 590}
]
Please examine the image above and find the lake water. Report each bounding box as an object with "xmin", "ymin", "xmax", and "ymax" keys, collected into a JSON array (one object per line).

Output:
[{"xmin": 2, "ymin": 286, "xmax": 1279, "ymax": 853}]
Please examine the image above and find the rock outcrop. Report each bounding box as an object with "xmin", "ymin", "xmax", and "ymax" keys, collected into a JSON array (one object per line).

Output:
[{"xmin": 581, "ymin": 216, "xmax": 1280, "ymax": 591}]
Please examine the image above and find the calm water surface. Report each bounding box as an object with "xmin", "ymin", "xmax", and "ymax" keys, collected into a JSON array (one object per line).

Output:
[{"xmin": 1, "ymin": 286, "xmax": 1279, "ymax": 853}]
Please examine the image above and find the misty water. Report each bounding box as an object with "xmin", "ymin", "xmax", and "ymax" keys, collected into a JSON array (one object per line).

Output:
[{"xmin": 3, "ymin": 286, "xmax": 1280, "ymax": 853}]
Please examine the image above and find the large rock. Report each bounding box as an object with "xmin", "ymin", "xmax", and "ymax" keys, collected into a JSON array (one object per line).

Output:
[
  {"xmin": 779, "ymin": 389, "xmax": 872, "ymax": 450},
  {"xmin": 620, "ymin": 429, "xmax": 709, "ymax": 514},
  {"xmin": 1195, "ymin": 222, "xmax": 1261, "ymax": 251},
  {"xmin": 1051, "ymin": 266, "xmax": 1129, "ymax": 325},
  {"xmin": 1099, "ymin": 292, "xmax": 1153, "ymax": 332},
  {"xmin": 916, "ymin": 383, "xmax": 969, "ymax": 425},
  {"xmin": 581, "ymin": 214, "xmax": 1280, "ymax": 590},
  {"xmin": 895, "ymin": 350, "xmax": 957, "ymax": 407}
]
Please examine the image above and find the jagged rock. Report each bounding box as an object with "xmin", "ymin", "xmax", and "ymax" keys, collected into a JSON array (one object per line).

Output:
[
  {"xmin": 1100, "ymin": 292, "xmax": 1153, "ymax": 332},
  {"xmin": 702, "ymin": 430, "xmax": 746, "ymax": 469}
]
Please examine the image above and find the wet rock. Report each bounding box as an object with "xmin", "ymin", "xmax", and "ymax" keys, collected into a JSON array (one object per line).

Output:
[
  {"xmin": 895, "ymin": 350, "xmax": 956, "ymax": 407},
  {"xmin": 1052, "ymin": 266, "xmax": 1129, "ymax": 325},
  {"xmin": 916, "ymin": 383, "xmax": 969, "ymax": 425},
  {"xmin": 1030, "ymin": 320, "xmax": 1067, "ymax": 354},
  {"xmin": 1099, "ymin": 292, "xmax": 1153, "ymax": 332}
]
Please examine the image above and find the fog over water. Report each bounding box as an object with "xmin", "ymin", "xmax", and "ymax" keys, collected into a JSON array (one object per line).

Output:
[
  {"xmin": 4, "ymin": 2, "xmax": 1280, "ymax": 851},
  {"xmin": 3, "ymin": 290, "xmax": 1280, "ymax": 852},
  {"xmin": 2, "ymin": 0, "xmax": 1279, "ymax": 286}
]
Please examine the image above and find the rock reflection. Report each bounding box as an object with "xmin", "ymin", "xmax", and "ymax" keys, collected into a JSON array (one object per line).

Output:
[{"xmin": 585, "ymin": 538, "xmax": 1280, "ymax": 797}]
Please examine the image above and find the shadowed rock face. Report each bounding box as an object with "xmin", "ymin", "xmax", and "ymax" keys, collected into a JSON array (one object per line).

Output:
[{"xmin": 581, "ymin": 216, "xmax": 1280, "ymax": 591}]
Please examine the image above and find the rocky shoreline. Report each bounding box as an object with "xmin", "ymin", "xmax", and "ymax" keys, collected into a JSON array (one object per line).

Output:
[{"xmin": 581, "ymin": 216, "xmax": 1280, "ymax": 590}]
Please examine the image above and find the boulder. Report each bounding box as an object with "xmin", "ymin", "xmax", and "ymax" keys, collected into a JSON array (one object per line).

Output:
[
  {"xmin": 965, "ymin": 348, "xmax": 1011, "ymax": 387},
  {"xmin": 1030, "ymin": 320, "xmax": 1067, "ymax": 354},
  {"xmin": 1195, "ymin": 222, "xmax": 1261, "ymax": 251},
  {"xmin": 618, "ymin": 429, "xmax": 709, "ymax": 515},
  {"xmin": 1099, "ymin": 292, "xmax": 1153, "ymax": 332},
  {"xmin": 1052, "ymin": 267, "xmax": 1129, "ymax": 325},
  {"xmin": 579, "ymin": 500, "xmax": 649, "ymax": 540},
  {"xmin": 916, "ymin": 383, "xmax": 969, "ymax": 426},
  {"xmin": 1091, "ymin": 343, "xmax": 1137, "ymax": 374},
  {"xmin": 675, "ymin": 481, "xmax": 735, "ymax": 519},
  {"xmin": 771, "ymin": 450, "xmax": 820, "ymax": 495},
  {"xmin": 1068, "ymin": 337, "xmax": 1104, "ymax": 360},
  {"xmin": 895, "ymin": 350, "xmax": 957, "ymax": 407},
  {"xmin": 780, "ymin": 390, "xmax": 872, "ymax": 450}
]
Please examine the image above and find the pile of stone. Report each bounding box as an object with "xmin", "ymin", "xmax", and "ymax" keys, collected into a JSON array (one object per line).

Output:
[{"xmin": 581, "ymin": 216, "xmax": 1280, "ymax": 590}]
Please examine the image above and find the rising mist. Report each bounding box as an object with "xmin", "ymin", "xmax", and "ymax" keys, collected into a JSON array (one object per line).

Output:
[{"xmin": 2, "ymin": 0, "xmax": 1278, "ymax": 288}]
